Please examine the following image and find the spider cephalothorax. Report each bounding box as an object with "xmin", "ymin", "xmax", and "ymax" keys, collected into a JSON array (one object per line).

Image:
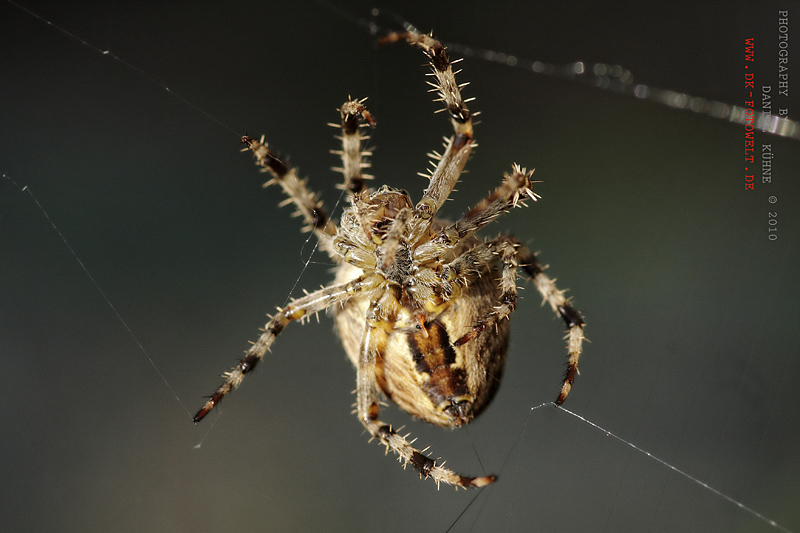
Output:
[{"xmin": 194, "ymin": 31, "xmax": 586, "ymax": 489}]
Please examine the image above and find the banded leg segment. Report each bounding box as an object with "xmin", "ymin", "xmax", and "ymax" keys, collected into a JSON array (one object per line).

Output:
[
  {"xmin": 448, "ymin": 165, "xmax": 537, "ymax": 242},
  {"xmin": 407, "ymin": 136, "xmax": 473, "ymax": 245},
  {"xmin": 193, "ymin": 274, "xmax": 381, "ymax": 423},
  {"xmin": 330, "ymin": 99, "xmax": 375, "ymax": 195},
  {"xmin": 357, "ymin": 299, "xmax": 496, "ymax": 488},
  {"xmin": 241, "ymin": 135, "xmax": 338, "ymax": 259},
  {"xmin": 519, "ymin": 247, "xmax": 586, "ymax": 404},
  {"xmin": 380, "ymin": 32, "xmax": 473, "ymax": 138},
  {"xmin": 381, "ymin": 32, "xmax": 476, "ymax": 244}
]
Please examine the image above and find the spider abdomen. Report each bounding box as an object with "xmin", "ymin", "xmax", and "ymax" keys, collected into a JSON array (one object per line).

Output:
[{"xmin": 333, "ymin": 260, "xmax": 509, "ymax": 428}]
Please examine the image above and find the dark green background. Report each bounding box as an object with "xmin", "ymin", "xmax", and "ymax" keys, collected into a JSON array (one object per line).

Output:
[{"xmin": 2, "ymin": 1, "xmax": 798, "ymax": 531}]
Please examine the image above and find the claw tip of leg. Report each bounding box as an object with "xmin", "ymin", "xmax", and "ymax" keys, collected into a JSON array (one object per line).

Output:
[{"xmin": 469, "ymin": 474, "xmax": 497, "ymax": 488}]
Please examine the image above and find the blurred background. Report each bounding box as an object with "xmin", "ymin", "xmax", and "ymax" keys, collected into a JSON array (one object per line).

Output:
[{"xmin": 2, "ymin": 1, "xmax": 798, "ymax": 531}]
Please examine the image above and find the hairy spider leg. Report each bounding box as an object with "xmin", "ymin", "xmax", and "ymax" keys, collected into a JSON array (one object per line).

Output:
[
  {"xmin": 356, "ymin": 296, "xmax": 496, "ymax": 489},
  {"xmin": 330, "ymin": 98, "xmax": 375, "ymax": 195},
  {"xmin": 193, "ymin": 274, "xmax": 383, "ymax": 422},
  {"xmin": 241, "ymin": 135, "xmax": 339, "ymax": 259},
  {"xmin": 242, "ymin": 97, "xmax": 375, "ymax": 258},
  {"xmin": 519, "ymin": 251, "xmax": 586, "ymax": 404},
  {"xmin": 381, "ymin": 32, "xmax": 476, "ymax": 246},
  {"xmin": 377, "ymin": 207, "xmax": 412, "ymax": 272}
]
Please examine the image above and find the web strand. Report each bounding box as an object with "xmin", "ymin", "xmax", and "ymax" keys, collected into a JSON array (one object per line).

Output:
[
  {"xmin": 531, "ymin": 402, "xmax": 793, "ymax": 533},
  {"xmin": 3, "ymin": 174, "xmax": 193, "ymax": 420},
  {"xmin": 5, "ymin": 0, "xmax": 241, "ymax": 139}
]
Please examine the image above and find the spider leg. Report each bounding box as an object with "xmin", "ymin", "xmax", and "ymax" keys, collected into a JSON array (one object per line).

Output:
[
  {"xmin": 519, "ymin": 247, "xmax": 586, "ymax": 404},
  {"xmin": 330, "ymin": 98, "xmax": 375, "ymax": 195},
  {"xmin": 380, "ymin": 32, "xmax": 473, "ymax": 139},
  {"xmin": 381, "ymin": 32, "xmax": 475, "ymax": 244},
  {"xmin": 414, "ymin": 164, "xmax": 536, "ymax": 264},
  {"xmin": 241, "ymin": 135, "xmax": 339, "ymax": 259},
  {"xmin": 445, "ymin": 236, "xmax": 586, "ymax": 405},
  {"xmin": 357, "ymin": 297, "xmax": 496, "ymax": 489},
  {"xmin": 193, "ymin": 274, "xmax": 382, "ymax": 423},
  {"xmin": 376, "ymin": 207, "xmax": 412, "ymax": 274},
  {"xmin": 446, "ymin": 237, "xmax": 521, "ymax": 346}
]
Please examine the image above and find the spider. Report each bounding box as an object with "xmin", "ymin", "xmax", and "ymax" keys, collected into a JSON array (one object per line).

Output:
[{"xmin": 193, "ymin": 31, "xmax": 586, "ymax": 489}]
